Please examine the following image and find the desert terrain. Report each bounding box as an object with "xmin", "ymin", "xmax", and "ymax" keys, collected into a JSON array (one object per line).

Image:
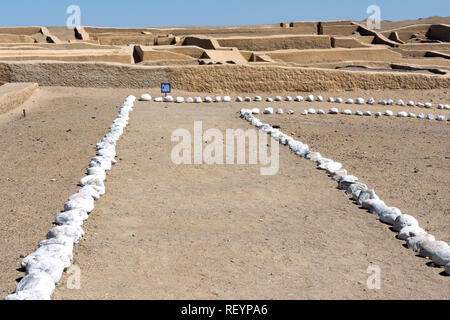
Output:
[{"xmin": 0, "ymin": 16, "xmax": 449, "ymax": 300}]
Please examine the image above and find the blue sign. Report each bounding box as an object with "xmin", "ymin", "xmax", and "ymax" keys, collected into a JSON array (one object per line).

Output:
[{"xmin": 161, "ymin": 83, "xmax": 171, "ymax": 94}]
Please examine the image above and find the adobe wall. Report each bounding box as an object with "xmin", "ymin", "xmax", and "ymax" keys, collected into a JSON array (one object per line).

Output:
[
  {"xmin": 427, "ymin": 24, "xmax": 450, "ymax": 42},
  {"xmin": 0, "ymin": 34, "xmax": 35, "ymax": 44},
  {"xmin": 0, "ymin": 61, "xmax": 448, "ymax": 92},
  {"xmin": 0, "ymin": 27, "xmax": 41, "ymax": 35},
  {"xmin": 266, "ymin": 48, "xmax": 402, "ymax": 64},
  {"xmin": 216, "ymin": 35, "xmax": 331, "ymax": 51},
  {"xmin": 0, "ymin": 82, "xmax": 38, "ymax": 115}
]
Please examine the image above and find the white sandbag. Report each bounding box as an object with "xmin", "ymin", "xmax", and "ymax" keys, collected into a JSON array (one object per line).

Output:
[
  {"xmin": 39, "ymin": 236, "xmax": 74, "ymax": 249},
  {"xmin": 244, "ymin": 97, "xmax": 252, "ymax": 102},
  {"xmin": 406, "ymin": 234, "xmax": 436, "ymax": 252},
  {"xmin": 364, "ymin": 111, "xmax": 372, "ymax": 116},
  {"xmin": 287, "ymin": 110, "xmax": 294, "ymax": 115},
  {"xmin": 301, "ymin": 110, "xmax": 308, "ymax": 115},
  {"xmin": 175, "ymin": 97, "xmax": 185, "ymax": 103},
  {"xmin": 397, "ymin": 226, "xmax": 427, "ymax": 240},
  {"xmin": 331, "ymin": 169, "xmax": 348, "ymax": 177},
  {"xmin": 387, "ymin": 99, "xmax": 394, "ymax": 105},
  {"xmin": 375, "ymin": 112, "xmax": 382, "ymax": 117},
  {"xmin": 15, "ymin": 271, "xmax": 55, "ymax": 297},
  {"xmin": 327, "ymin": 97, "xmax": 335, "ymax": 103},
  {"xmin": 204, "ymin": 96, "xmax": 213, "ymax": 103},
  {"xmin": 384, "ymin": 110, "xmax": 393, "ymax": 116},
  {"xmin": 424, "ymin": 102, "xmax": 432, "ymax": 108},
  {"xmin": 306, "ymin": 152, "xmax": 322, "ymax": 161},
  {"xmin": 251, "ymin": 108, "xmax": 260, "ymax": 114},
  {"xmin": 356, "ymin": 98, "xmax": 364, "ymax": 105},
  {"xmin": 355, "ymin": 111, "xmax": 363, "ymax": 116},
  {"xmin": 308, "ymin": 108, "xmax": 316, "ymax": 114},
  {"xmin": 154, "ymin": 97, "xmax": 163, "ymax": 102},
  {"xmin": 338, "ymin": 176, "xmax": 359, "ymax": 190},
  {"xmin": 186, "ymin": 97, "xmax": 194, "ymax": 103},
  {"xmin": 214, "ymin": 96, "xmax": 222, "ymax": 102},
  {"xmin": 285, "ymin": 96, "xmax": 293, "ymax": 102},
  {"xmin": 392, "ymin": 214, "xmax": 419, "ymax": 231},
  {"xmin": 346, "ymin": 183, "xmax": 368, "ymax": 199},
  {"xmin": 419, "ymin": 241, "xmax": 448, "ymax": 258},
  {"xmin": 346, "ymin": 98, "xmax": 354, "ymax": 104},
  {"xmin": 417, "ymin": 113, "xmax": 425, "ymax": 119},
  {"xmin": 68, "ymin": 192, "xmax": 95, "ymax": 205},
  {"xmin": 445, "ymin": 263, "xmax": 450, "ymax": 275},
  {"xmin": 46, "ymin": 225, "xmax": 85, "ymax": 244},
  {"xmin": 276, "ymin": 108, "xmax": 284, "ymax": 114},
  {"xmin": 431, "ymin": 247, "xmax": 450, "ymax": 266},
  {"xmin": 164, "ymin": 96, "xmax": 174, "ymax": 102},
  {"xmin": 367, "ymin": 98, "xmax": 375, "ymax": 105},
  {"xmin": 223, "ymin": 96, "xmax": 232, "ymax": 102},
  {"xmin": 194, "ymin": 97, "xmax": 202, "ymax": 103},
  {"xmin": 306, "ymin": 94, "xmax": 314, "ymax": 102},
  {"xmin": 139, "ymin": 94, "xmax": 151, "ymax": 101},
  {"xmin": 407, "ymin": 100, "xmax": 414, "ymax": 106},
  {"xmin": 55, "ymin": 210, "xmax": 86, "ymax": 226},
  {"xmin": 408, "ymin": 113, "xmax": 416, "ymax": 118},
  {"xmin": 264, "ymin": 107, "xmax": 274, "ymax": 114},
  {"xmin": 22, "ymin": 244, "xmax": 73, "ymax": 269},
  {"xmin": 396, "ymin": 99, "xmax": 405, "ymax": 106},
  {"xmin": 317, "ymin": 109, "xmax": 325, "ymax": 115},
  {"xmin": 357, "ymin": 189, "xmax": 379, "ymax": 205},
  {"xmin": 379, "ymin": 100, "xmax": 386, "ymax": 105},
  {"xmin": 320, "ymin": 162, "xmax": 342, "ymax": 173},
  {"xmin": 79, "ymin": 175, "xmax": 105, "ymax": 191},
  {"xmin": 87, "ymin": 167, "xmax": 106, "ymax": 181},
  {"xmin": 266, "ymin": 97, "xmax": 273, "ymax": 102},
  {"xmin": 342, "ymin": 109, "xmax": 352, "ymax": 115},
  {"xmin": 295, "ymin": 96, "xmax": 304, "ymax": 102},
  {"xmin": 364, "ymin": 199, "xmax": 388, "ymax": 215},
  {"xmin": 275, "ymin": 96, "xmax": 282, "ymax": 102},
  {"xmin": 25, "ymin": 256, "xmax": 65, "ymax": 284},
  {"xmin": 426, "ymin": 114, "xmax": 435, "ymax": 120},
  {"xmin": 397, "ymin": 111, "xmax": 408, "ymax": 118},
  {"xmin": 316, "ymin": 95, "xmax": 324, "ymax": 102},
  {"xmin": 64, "ymin": 198, "xmax": 94, "ymax": 213},
  {"xmin": 254, "ymin": 96, "xmax": 262, "ymax": 102},
  {"xmin": 379, "ymin": 207, "xmax": 402, "ymax": 223},
  {"xmin": 437, "ymin": 115, "xmax": 445, "ymax": 121},
  {"xmin": 328, "ymin": 108, "xmax": 339, "ymax": 114},
  {"xmin": 4, "ymin": 290, "xmax": 51, "ymax": 300},
  {"xmin": 417, "ymin": 102, "xmax": 424, "ymax": 108},
  {"xmin": 335, "ymin": 98, "xmax": 343, "ymax": 103}
]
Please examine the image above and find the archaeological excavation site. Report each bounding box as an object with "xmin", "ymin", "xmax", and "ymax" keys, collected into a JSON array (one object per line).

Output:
[{"xmin": 0, "ymin": 12, "xmax": 449, "ymax": 302}]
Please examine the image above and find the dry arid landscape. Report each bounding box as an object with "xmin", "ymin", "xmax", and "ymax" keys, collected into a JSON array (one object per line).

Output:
[{"xmin": 0, "ymin": 15, "xmax": 449, "ymax": 301}]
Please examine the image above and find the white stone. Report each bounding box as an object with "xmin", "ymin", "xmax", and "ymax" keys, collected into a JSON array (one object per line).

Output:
[
  {"xmin": 417, "ymin": 113, "xmax": 425, "ymax": 119},
  {"xmin": 308, "ymin": 108, "xmax": 316, "ymax": 114},
  {"xmin": 316, "ymin": 95, "xmax": 324, "ymax": 102},
  {"xmin": 139, "ymin": 94, "xmax": 151, "ymax": 101},
  {"xmin": 251, "ymin": 108, "xmax": 260, "ymax": 114},
  {"xmin": 263, "ymin": 108, "xmax": 274, "ymax": 114},
  {"xmin": 186, "ymin": 97, "xmax": 194, "ymax": 103},
  {"xmin": 317, "ymin": 109, "xmax": 325, "ymax": 115},
  {"xmin": 223, "ymin": 96, "xmax": 232, "ymax": 102},
  {"xmin": 175, "ymin": 97, "xmax": 185, "ymax": 103},
  {"xmin": 266, "ymin": 97, "xmax": 273, "ymax": 102},
  {"xmin": 275, "ymin": 96, "xmax": 283, "ymax": 102},
  {"xmin": 406, "ymin": 234, "xmax": 436, "ymax": 252},
  {"xmin": 285, "ymin": 96, "xmax": 293, "ymax": 102},
  {"xmin": 419, "ymin": 241, "xmax": 448, "ymax": 258},
  {"xmin": 397, "ymin": 226, "xmax": 427, "ymax": 240},
  {"xmin": 437, "ymin": 115, "xmax": 445, "ymax": 121},
  {"xmin": 327, "ymin": 97, "xmax": 335, "ymax": 103},
  {"xmin": 364, "ymin": 111, "xmax": 372, "ymax": 116},
  {"xmin": 407, "ymin": 101, "xmax": 414, "ymax": 106},
  {"xmin": 424, "ymin": 102, "xmax": 432, "ymax": 108},
  {"xmin": 301, "ymin": 110, "xmax": 308, "ymax": 115},
  {"xmin": 253, "ymin": 96, "xmax": 262, "ymax": 102},
  {"xmin": 375, "ymin": 112, "xmax": 382, "ymax": 117},
  {"xmin": 164, "ymin": 96, "xmax": 174, "ymax": 102},
  {"xmin": 346, "ymin": 98, "xmax": 354, "ymax": 104},
  {"xmin": 397, "ymin": 111, "xmax": 408, "ymax": 118},
  {"xmin": 367, "ymin": 98, "xmax": 375, "ymax": 105},
  {"xmin": 384, "ymin": 110, "xmax": 394, "ymax": 116},
  {"xmin": 287, "ymin": 110, "xmax": 294, "ymax": 115},
  {"xmin": 335, "ymin": 98, "xmax": 343, "ymax": 103},
  {"xmin": 276, "ymin": 108, "xmax": 284, "ymax": 114},
  {"xmin": 154, "ymin": 97, "xmax": 163, "ymax": 102},
  {"xmin": 244, "ymin": 97, "xmax": 252, "ymax": 102},
  {"xmin": 204, "ymin": 96, "xmax": 213, "ymax": 103},
  {"xmin": 408, "ymin": 113, "xmax": 416, "ymax": 118},
  {"xmin": 306, "ymin": 94, "xmax": 314, "ymax": 102},
  {"xmin": 426, "ymin": 114, "xmax": 435, "ymax": 120},
  {"xmin": 295, "ymin": 96, "xmax": 304, "ymax": 102},
  {"xmin": 431, "ymin": 247, "xmax": 450, "ymax": 266},
  {"xmin": 396, "ymin": 99, "xmax": 405, "ymax": 106},
  {"xmin": 355, "ymin": 111, "xmax": 363, "ymax": 116},
  {"xmin": 194, "ymin": 97, "xmax": 202, "ymax": 103},
  {"xmin": 15, "ymin": 272, "xmax": 55, "ymax": 297},
  {"xmin": 46, "ymin": 225, "xmax": 85, "ymax": 244},
  {"xmin": 356, "ymin": 98, "xmax": 364, "ymax": 105},
  {"xmin": 393, "ymin": 214, "xmax": 419, "ymax": 231},
  {"xmin": 329, "ymin": 108, "xmax": 339, "ymax": 114},
  {"xmin": 342, "ymin": 109, "xmax": 352, "ymax": 115}
]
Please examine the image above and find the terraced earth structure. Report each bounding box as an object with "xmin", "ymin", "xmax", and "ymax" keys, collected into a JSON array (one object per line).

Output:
[{"xmin": 0, "ymin": 17, "xmax": 449, "ymax": 300}]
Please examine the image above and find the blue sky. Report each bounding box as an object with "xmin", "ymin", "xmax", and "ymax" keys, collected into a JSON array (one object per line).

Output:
[{"xmin": 0, "ymin": 0, "xmax": 448, "ymax": 27}]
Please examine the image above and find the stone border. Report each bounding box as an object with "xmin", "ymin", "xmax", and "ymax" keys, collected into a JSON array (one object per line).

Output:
[
  {"xmin": 3, "ymin": 95, "xmax": 136, "ymax": 300},
  {"xmin": 238, "ymin": 108, "xmax": 450, "ymax": 276}
]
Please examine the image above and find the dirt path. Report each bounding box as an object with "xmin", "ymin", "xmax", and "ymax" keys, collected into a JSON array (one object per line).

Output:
[{"xmin": 52, "ymin": 99, "xmax": 448, "ymax": 300}]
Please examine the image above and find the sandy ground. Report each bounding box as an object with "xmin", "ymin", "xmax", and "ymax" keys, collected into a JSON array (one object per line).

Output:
[{"xmin": 1, "ymin": 87, "xmax": 449, "ymax": 300}]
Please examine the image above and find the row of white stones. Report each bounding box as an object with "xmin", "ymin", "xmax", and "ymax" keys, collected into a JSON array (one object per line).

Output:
[
  {"xmin": 239, "ymin": 108, "xmax": 450, "ymax": 276},
  {"xmin": 251, "ymin": 107, "xmax": 449, "ymax": 121},
  {"xmin": 4, "ymin": 95, "xmax": 137, "ymax": 300},
  {"xmin": 140, "ymin": 94, "xmax": 450, "ymax": 110}
]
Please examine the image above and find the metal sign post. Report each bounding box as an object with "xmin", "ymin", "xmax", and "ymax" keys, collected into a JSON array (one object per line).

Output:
[{"xmin": 161, "ymin": 83, "xmax": 171, "ymax": 97}]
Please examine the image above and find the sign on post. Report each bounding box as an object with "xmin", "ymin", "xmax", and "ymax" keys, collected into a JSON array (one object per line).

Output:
[{"xmin": 161, "ymin": 83, "xmax": 171, "ymax": 96}]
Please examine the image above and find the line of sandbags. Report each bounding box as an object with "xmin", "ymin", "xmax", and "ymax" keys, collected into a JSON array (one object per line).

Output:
[
  {"xmin": 239, "ymin": 108, "xmax": 450, "ymax": 276},
  {"xmin": 4, "ymin": 95, "xmax": 136, "ymax": 300}
]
